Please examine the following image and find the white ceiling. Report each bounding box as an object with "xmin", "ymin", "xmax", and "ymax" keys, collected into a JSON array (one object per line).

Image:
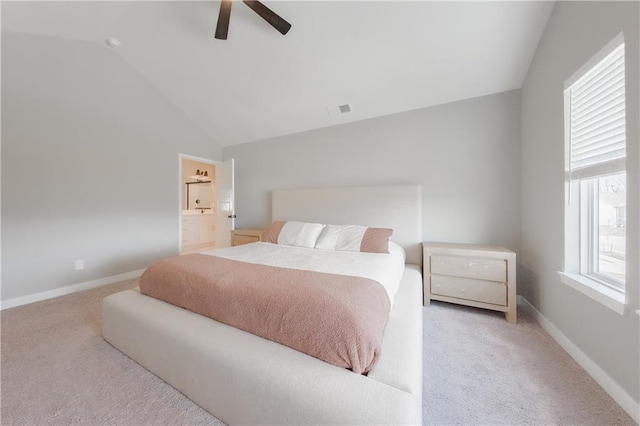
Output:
[{"xmin": 2, "ymin": 1, "xmax": 555, "ymax": 147}]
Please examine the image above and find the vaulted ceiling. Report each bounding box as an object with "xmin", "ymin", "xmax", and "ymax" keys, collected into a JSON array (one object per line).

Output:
[{"xmin": 2, "ymin": 1, "xmax": 554, "ymax": 146}]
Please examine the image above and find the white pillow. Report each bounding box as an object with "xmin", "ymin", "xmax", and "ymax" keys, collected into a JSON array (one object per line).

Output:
[
  {"xmin": 315, "ymin": 225, "xmax": 367, "ymax": 251},
  {"xmin": 315, "ymin": 224, "xmax": 393, "ymax": 253},
  {"xmin": 277, "ymin": 221, "xmax": 325, "ymax": 248}
]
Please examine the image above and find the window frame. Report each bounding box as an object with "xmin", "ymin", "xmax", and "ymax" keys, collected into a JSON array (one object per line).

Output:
[{"xmin": 561, "ymin": 33, "xmax": 627, "ymax": 314}]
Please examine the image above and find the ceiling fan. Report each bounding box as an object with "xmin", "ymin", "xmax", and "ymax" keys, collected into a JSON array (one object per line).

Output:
[{"xmin": 215, "ymin": 0, "xmax": 292, "ymax": 40}]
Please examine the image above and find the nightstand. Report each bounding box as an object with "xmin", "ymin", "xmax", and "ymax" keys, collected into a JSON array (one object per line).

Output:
[
  {"xmin": 231, "ymin": 228, "xmax": 266, "ymax": 246},
  {"xmin": 423, "ymin": 242, "xmax": 517, "ymax": 323}
]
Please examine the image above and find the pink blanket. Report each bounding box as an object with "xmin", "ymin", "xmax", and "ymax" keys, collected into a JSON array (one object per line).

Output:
[{"xmin": 139, "ymin": 254, "xmax": 391, "ymax": 374}]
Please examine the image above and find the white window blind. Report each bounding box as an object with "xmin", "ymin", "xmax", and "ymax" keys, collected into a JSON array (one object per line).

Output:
[{"xmin": 569, "ymin": 43, "xmax": 626, "ymax": 180}]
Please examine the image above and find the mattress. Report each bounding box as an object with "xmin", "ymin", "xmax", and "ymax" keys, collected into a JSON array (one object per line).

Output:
[
  {"xmin": 139, "ymin": 251, "xmax": 391, "ymax": 373},
  {"xmin": 200, "ymin": 241, "xmax": 407, "ymax": 305}
]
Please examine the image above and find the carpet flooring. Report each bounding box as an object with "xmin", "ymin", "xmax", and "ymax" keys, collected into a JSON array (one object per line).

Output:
[
  {"xmin": 423, "ymin": 302, "xmax": 634, "ymax": 425},
  {"xmin": 0, "ymin": 279, "xmax": 635, "ymax": 425}
]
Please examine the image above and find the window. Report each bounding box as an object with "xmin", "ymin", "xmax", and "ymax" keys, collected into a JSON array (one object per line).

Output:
[
  {"xmin": 579, "ymin": 173, "xmax": 626, "ymax": 288},
  {"xmin": 562, "ymin": 35, "xmax": 627, "ymax": 311}
]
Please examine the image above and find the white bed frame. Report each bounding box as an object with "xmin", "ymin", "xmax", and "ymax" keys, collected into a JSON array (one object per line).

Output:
[{"xmin": 102, "ymin": 185, "xmax": 423, "ymax": 425}]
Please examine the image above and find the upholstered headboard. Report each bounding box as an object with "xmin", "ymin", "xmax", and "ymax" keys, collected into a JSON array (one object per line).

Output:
[{"xmin": 272, "ymin": 185, "xmax": 422, "ymax": 265}]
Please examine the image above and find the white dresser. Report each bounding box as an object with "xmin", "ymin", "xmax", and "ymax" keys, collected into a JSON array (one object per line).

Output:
[{"xmin": 423, "ymin": 242, "xmax": 517, "ymax": 323}]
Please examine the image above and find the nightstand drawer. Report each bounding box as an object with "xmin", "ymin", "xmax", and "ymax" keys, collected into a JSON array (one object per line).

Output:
[
  {"xmin": 233, "ymin": 234, "xmax": 260, "ymax": 246},
  {"xmin": 231, "ymin": 228, "xmax": 266, "ymax": 246},
  {"xmin": 431, "ymin": 275, "xmax": 507, "ymax": 306},
  {"xmin": 431, "ymin": 255, "xmax": 506, "ymax": 283}
]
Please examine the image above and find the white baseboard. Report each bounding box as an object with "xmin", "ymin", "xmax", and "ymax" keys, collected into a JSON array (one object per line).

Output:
[
  {"xmin": 0, "ymin": 269, "xmax": 145, "ymax": 311},
  {"xmin": 518, "ymin": 295, "xmax": 640, "ymax": 424}
]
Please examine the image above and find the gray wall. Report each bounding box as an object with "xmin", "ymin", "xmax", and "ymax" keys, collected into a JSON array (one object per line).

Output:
[
  {"xmin": 521, "ymin": 1, "xmax": 639, "ymax": 402},
  {"xmin": 224, "ymin": 90, "xmax": 522, "ymax": 253},
  {"xmin": 1, "ymin": 32, "xmax": 222, "ymax": 301}
]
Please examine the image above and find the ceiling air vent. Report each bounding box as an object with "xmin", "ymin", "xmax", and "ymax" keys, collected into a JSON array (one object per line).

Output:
[
  {"xmin": 338, "ymin": 104, "xmax": 351, "ymax": 114},
  {"xmin": 327, "ymin": 103, "xmax": 353, "ymax": 118}
]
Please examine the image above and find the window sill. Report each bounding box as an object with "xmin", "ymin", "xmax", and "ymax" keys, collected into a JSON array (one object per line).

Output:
[{"xmin": 558, "ymin": 272, "xmax": 626, "ymax": 315}]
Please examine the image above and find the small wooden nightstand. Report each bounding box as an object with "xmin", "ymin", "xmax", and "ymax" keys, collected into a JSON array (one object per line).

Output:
[
  {"xmin": 231, "ymin": 228, "xmax": 266, "ymax": 246},
  {"xmin": 423, "ymin": 242, "xmax": 517, "ymax": 323}
]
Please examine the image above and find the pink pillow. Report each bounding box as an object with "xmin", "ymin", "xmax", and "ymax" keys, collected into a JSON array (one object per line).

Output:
[{"xmin": 262, "ymin": 221, "xmax": 286, "ymax": 243}]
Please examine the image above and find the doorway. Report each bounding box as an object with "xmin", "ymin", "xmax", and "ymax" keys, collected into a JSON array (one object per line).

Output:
[
  {"xmin": 179, "ymin": 155, "xmax": 235, "ymax": 255},
  {"xmin": 181, "ymin": 156, "xmax": 216, "ymax": 254}
]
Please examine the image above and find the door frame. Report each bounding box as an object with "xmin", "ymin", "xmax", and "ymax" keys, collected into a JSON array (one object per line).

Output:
[{"xmin": 178, "ymin": 153, "xmax": 221, "ymax": 254}]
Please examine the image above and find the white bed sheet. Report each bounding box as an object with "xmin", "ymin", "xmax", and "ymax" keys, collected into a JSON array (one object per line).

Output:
[{"xmin": 201, "ymin": 241, "xmax": 406, "ymax": 305}]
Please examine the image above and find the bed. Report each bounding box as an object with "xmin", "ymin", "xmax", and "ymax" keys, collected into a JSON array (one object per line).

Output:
[{"xmin": 102, "ymin": 185, "xmax": 423, "ymax": 425}]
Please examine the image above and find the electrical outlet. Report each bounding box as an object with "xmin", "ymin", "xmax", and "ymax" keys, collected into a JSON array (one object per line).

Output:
[{"xmin": 75, "ymin": 259, "xmax": 84, "ymax": 270}]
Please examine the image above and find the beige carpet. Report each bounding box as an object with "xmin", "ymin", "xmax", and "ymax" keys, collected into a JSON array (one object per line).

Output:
[
  {"xmin": 423, "ymin": 302, "xmax": 635, "ymax": 425},
  {"xmin": 0, "ymin": 279, "xmax": 635, "ymax": 425},
  {"xmin": 1, "ymin": 279, "xmax": 223, "ymax": 425}
]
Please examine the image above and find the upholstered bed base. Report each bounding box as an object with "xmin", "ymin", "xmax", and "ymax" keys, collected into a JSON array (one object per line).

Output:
[{"xmin": 102, "ymin": 265, "xmax": 423, "ymax": 425}]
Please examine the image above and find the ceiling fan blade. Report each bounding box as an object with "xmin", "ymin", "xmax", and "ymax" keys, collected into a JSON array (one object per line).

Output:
[
  {"xmin": 215, "ymin": 0, "xmax": 232, "ymax": 40},
  {"xmin": 242, "ymin": 0, "xmax": 292, "ymax": 35}
]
